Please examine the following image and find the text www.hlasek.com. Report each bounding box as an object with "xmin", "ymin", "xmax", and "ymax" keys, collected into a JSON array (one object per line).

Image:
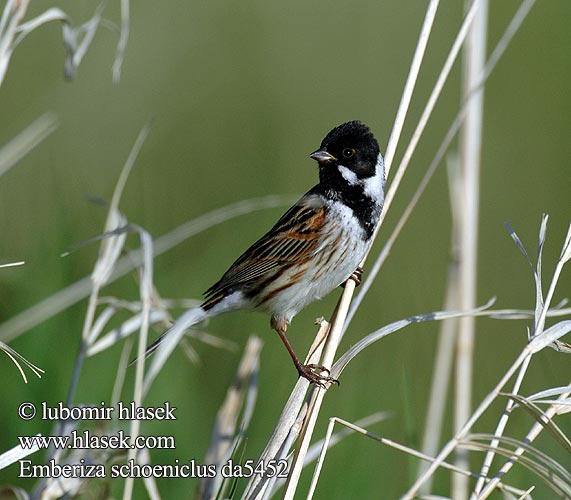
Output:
[{"xmin": 19, "ymin": 430, "xmax": 174, "ymax": 450}]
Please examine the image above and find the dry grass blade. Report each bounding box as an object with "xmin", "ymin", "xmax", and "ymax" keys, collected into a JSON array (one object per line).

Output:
[
  {"xmin": 0, "ymin": 434, "xmax": 42, "ymax": 470},
  {"xmin": 93, "ymin": 122, "xmax": 150, "ymax": 287},
  {"xmin": 473, "ymin": 213, "xmax": 553, "ymax": 497},
  {"xmin": 472, "ymin": 216, "xmax": 570, "ymax": 498},
  {"xmin": 63, "ymin": 2, "xmax": 106, "ymax": 79},
  {"xmin": 12, "ymin": 8, "xmax": 69, "ymax": 47},
  {"xmin": 112, "ymin": 0, "xmax": 130, "ymax": 82},
  {"xmin": 87, "ymin": 309, "xmax": 170, "ymax": 356},
  {"xmin": 560, "ymin": 221, "xmax": 571, "ymax": 263},
  {"xmin": 383, "ymin": 0, "xmax": 440, "ymax": 172},
  {"xmin": 523, "ymin": 385, "xmax": 571, "ymax": 403},
  {"xmin": 0, "ymin": 0, "xmax": 110, "ymax": 83},
  {"xmin": 303, "ymin": 418, "xmax": 529, "ymax": 500},
  {"xmin": 402, "ymin": 344, "xmax": 532, "ymax": 499},
  {"xmin": 305, "ymin": 413, "xmax": 391, "ymax": 499},
  {"xmin": 200, "ymin": 336, "xmax": 262, "ymax": 500},
  {"xmin": 0, "ymin": 341, "xmax": 44, "ymax": 383},
  {"xmin": 0, "ymin": 195, "xmax": 294, "ymax": 344},
  {"xmin": 504, "ymin": 222, "xmax": 535, "ymax": 272},
  {"xmin": 0, "ymin": 113, "xmax": 58, "ymax": 177},
  {"xmin": 500, "ymin": 393, "xmax": 571, "ymax": 452},
  {"xmin": 332, "ymin": 299, "xmax": 494, "ymax": 379},
  {"xmin": 476, "ymin": 385, "xmax": 571, "ymax": 499},
  {"xmin": 86, "ymin": 305, "xmax": 118, "ymax": 344},
  {"xmin": 461, "ymin": 435, "xmax": 571, "ymax": 497},
  {"xmin": 344, "ymin": 1, "xmax": 479, "ymax": 333},
  {"xmin": 0, "ymin": 260, "xmax": 25, "ymax": 268},
  {"xmin": 528, "ymin": 320, "xmax": 571, "ymax": 353}
]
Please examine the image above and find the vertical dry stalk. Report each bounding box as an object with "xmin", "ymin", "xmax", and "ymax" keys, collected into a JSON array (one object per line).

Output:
[
  {"xmin": 454, "ymin": 1, "xmax": 488, "ymax": 498},
  {"xmin": 418, "ymin": 155, "xmax": 461, "ymax": 494},
  {"xmin": 0, "ymin": 196, "xmax": 293, "ymax": 345},
  {"xmin": 280, "ymin": 2, "xmax": 442, "ymax": 497}
]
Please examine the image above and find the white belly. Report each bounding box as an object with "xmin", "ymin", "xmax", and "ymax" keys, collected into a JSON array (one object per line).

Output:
[{"xmin": 261, "ymin": 201, "xmax": 369, "ymax": 323}]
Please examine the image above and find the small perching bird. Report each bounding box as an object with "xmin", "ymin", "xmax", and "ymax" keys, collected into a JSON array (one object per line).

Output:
[{"xmin": 144, "ymin": 121, "xmax": 385, "ymax": 386}]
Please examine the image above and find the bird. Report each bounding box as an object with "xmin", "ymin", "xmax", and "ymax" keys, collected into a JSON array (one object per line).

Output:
[{"xmin": 143, "ymin": 121, "xmax": 385, "ymax": 386}]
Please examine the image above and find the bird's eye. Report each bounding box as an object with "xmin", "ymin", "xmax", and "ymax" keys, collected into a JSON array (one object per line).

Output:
[{"xmin": 342, "ymin": 148, "xmax": 355, "ymax": 158}]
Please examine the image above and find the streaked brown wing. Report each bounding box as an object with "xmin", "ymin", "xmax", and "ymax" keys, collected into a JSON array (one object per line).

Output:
[{"xmin": 204, "ymin": 194, "xmax": 326, "ymax": 300}]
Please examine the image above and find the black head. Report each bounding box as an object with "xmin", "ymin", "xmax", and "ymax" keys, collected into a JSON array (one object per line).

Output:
[{"xmin": 310, "ymin": 121, "xmax": 381, "ymax": 179}]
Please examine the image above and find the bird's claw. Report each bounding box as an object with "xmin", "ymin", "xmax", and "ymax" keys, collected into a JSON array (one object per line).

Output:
[
  {"xmin": 297, "ymin": 363, "xmax": 339, "ymax": 388},
  {"xmin": 341, "ymin": 266, "xmax": 363, "ymax": 288}
]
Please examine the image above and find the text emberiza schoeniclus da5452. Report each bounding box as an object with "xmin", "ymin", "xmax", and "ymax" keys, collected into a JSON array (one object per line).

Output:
[{"xmin": 144, "ymin": 121, "xmax": 384, "ymax": 385}]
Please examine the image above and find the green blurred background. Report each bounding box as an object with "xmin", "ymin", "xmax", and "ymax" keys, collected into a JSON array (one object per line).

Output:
[{"xmin": 1, "ymin": 0, "xmax": 570, "ymax": 498}]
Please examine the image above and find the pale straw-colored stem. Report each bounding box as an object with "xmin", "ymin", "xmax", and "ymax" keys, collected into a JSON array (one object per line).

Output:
[{"xmin": 454, "ymin": 1, "xmax": 488, "ymax": 498}]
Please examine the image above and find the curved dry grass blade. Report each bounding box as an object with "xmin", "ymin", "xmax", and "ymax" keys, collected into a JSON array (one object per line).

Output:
[
  {"xmin": 87, "ymin": 309, "xmax": 169, "ymax": 356},
  {"xmin": 86, "ymin": 305, "xmax": 117, "ymax": 344},
  {"xmin": 473, "ymin": 214, "xmax": 563, "ymax": 498},
  {"xmin": 332, "ymin": 299, "xmax": 495, "ymax": 379},
  {"xmin": 524, "ymin": 385, "xmax": 571, "ymax": 403},
  {"xmin": 0, "ymin": 195, "xmax": 294, "ymax": 344},
  {"xmin": 500, "ymin": 393, "xmax": 571, "ymax": 452},
  {"xmin": 528, "ymin": 320, "xmax": 571, "ymax": 353},
  {"xmin": 477, "ymin": 385, "xmax": 571, "ymax": 499},
  {"xmin": 560, "ymin": 221, "xmax": 571, "ymax": 264},
  {"xmin": 402, "ymin": 345, "xmax": 532, "ymax": 499},
  {"xmin": 12, "ymin": 8, "xmax": 69, "ymax": 47},
  {"xmin": 0, "ymin": 0, "xmax": 29, "ymax": 86},
  {"xmin": 63, "ymin": 2, "xmax": 105, "ymax": 78},
  {"xmin": 93, "ymin": 122, "xmax": 150, "ymax": 287},
  {"xmin": 504, "ymin": 222, "xmax": 535, "ymax": 273},
  {"xmin": 0, "ymin": 341, "xmax": 44, "ymax": 382},
  {"xmin": 462, "ymin": 434, "xmax": 571, "ymax": 497}
]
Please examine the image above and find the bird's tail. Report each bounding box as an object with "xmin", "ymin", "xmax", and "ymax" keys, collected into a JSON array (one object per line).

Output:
[
  {"xmin": 131, "ymin": 306, "xmax": 209, "ymax": 366},
  {"xmin": 133, "ymin": 306, "xmax": 210, "ymax": 393}
]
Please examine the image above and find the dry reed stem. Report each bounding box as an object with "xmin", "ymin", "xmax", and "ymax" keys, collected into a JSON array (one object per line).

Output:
[{"xmin": 454, "ymin": 1, "xmax": 488, "ymax": 497}]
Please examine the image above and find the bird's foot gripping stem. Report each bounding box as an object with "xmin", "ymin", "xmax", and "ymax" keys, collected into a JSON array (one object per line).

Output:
[{"xmin": 342, "ymin": 266, "xmax": 363, "ymax": 288}]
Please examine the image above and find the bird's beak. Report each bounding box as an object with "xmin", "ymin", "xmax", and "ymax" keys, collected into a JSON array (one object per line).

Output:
[{"xmin": 310, "ymin": 150, "xmax": 336, "ymax": 164}]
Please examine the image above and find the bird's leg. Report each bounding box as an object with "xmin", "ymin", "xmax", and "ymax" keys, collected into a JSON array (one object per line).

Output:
[
  {"xmin": 341, "ymin": 266, "xmax": 363, "ymax": 288},
  {"xmin": 271, "ymin": 318, "xmax": 338, "ymax": 388}
]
